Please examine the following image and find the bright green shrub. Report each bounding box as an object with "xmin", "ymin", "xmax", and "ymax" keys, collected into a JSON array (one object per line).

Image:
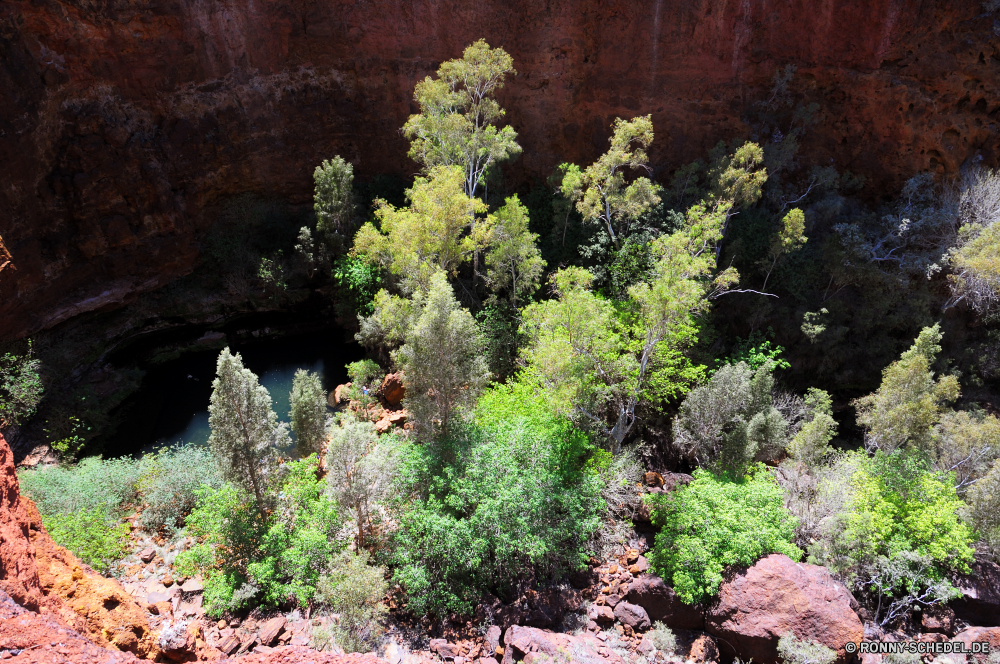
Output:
[
  {"xmin": 647, "ymin": 464, "xmax": 801, "ymax": 604},
  {"xmin": 813, "ymin": 450, "xmax": 975, "ymax": 576},
  {"xmin": 41, "ymin": 507, "xmax": 130, "ymax": 574},
  {"xmin": 390, "ymin": 381, "xmax": 603, "ymax": 617},
  {"xmin": 177, "ymin": 456, "xmax": 344, "ymax": 616}
]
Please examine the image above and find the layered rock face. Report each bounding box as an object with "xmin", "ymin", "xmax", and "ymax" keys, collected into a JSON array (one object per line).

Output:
[{"xmin": 1, "ymin": 0, "xmax": 998, "ymax": 338}]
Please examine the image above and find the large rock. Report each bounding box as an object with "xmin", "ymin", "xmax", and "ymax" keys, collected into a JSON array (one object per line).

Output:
[
  {"xmin": 625, "ymin": 574, "xmax": 705, "ymax": 630},
  {"xmin": 705, "ymin": 554, "xmax": 863, "ymax": 664},
  {"xmin": 613, "ymin": 602, "xmax": 651, "ymax": 631},
  {"xmin": 0, "ymin": 433, "xmax": 44, "ymax": 611},
  {"xmin": 501, "ymin": 625, "xmax": 623, "ymax": 664},
  {"xmin": 378, "ymin": 373, "xmax": 406, "ymax": 409},
  {"xmin": 953, "ymin": 627, "xmax": 1000, "ymax": 662},
  {"xmin": 951, "ymin": 559, "xmax": 1000, "ymax": 627}
]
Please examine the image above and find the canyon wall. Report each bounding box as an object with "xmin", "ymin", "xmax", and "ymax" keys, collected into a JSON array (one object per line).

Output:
[{"xmin": 0, "ymin": 0, "xmax": 998, "ymax": 338}]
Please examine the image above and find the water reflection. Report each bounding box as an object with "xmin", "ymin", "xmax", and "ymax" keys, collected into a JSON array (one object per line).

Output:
[{"xmin": 106, "ymin": 330, "xmax": 363, "ymax": 458}]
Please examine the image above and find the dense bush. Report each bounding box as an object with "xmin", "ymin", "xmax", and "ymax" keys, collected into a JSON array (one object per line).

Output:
[
  {"xmin": 647, "ymin": 465, "xmax": 801, "ymax": 604},
  {"xmin": 20, "ymin": 445, "xmax": 223, "ymax": 573},
  {"xmin": 313, "ymin": 550, "xmax": 388, "ymax": 653},
  {"xmin": 41, "ymin": 507, "xmax": 130, "ymax": 574},
  {"xmin": 777, "ymin": 633, "xmax": 836, "ymax": 664},
  {"xmin": 389, "ymin": 382, "xmax": 603, "ymax": 617},
  {"xmin": 138, "ymin": 445, "xmax": 222, "ymax": 532},
  {"xmin": 177, "ymin": 456, "xmax": 344, "ymax": 616}
]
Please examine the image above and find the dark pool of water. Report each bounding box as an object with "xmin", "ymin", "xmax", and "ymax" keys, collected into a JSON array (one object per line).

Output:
[{"xmin": 103, "ymin": 329, "xmax": 364, "ymax": 458}]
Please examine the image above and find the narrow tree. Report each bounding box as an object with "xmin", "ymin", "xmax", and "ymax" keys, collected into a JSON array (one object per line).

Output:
[
  {"xmin": 395, "ymin": 271, "xmax": 490, "ymax": 440},
  {"xmin": 403, "ymin": 39, "xmax": 521, "ymax": 202},
  {"xmin": 325, "ymin": 418, "xmax": 399, "ymax": 548},
  {"xmin": 564, "ymin": 115, "xmax": 661, "ymax": 251},
  {"xmin": 0, "ymin": 340, "xmax": 43, "ymax": 428},
  {"xmin": 208, "ymin": 348, "xmax": 288, "ymax": 518},
  {"xmin": 289, "ymin": 369, "xmax": 328, "ymax": 457},
  {"xmin": 482, "ymin": 195, "xmax": 545, "ymax": 307},
  {"xmin": 314, "ymin": 156, "xmax": 355, "ymax": 249}
]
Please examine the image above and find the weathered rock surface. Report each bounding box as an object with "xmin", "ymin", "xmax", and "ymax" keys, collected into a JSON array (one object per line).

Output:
[
  {"xmin": 952, "ymin": 559, "xmax": 1000, "ymax": 627},
  {"xmin": 613, "ymin": 602, "xmax": 650, "ymax": 631},
  {"xmin": 378, "ymin": 373, "xmax": 406, "ymax": 409},
  {"xmin": 624, "ymin": 574, "xmax": 705, "ymax": 630},
  {"xmin": 501, "ymin": 625, "xmax": 623, "ymax": 664},
  {"xmin": 1, "ymin": 0, "xmax": 998, "ymax": 340},
  {"xmin": 0, "ymin": 434, "xmax": 44, "ymax": 611},
  {"xmin": 705, "ymin": 554, "xmax": 864, "ymax": 664}
]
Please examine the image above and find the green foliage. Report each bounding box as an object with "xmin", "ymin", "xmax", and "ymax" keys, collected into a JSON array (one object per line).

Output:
[
  {"xmin": 647, "ymin": 465, "xmax": 802, "ymax": 605},
  {"xmin": 0, "ymin": 340, "xmax": 43, "ymax": 428},
  {"xmin": 290, "ymin": 370, "xmax": 328, "ymax": 457},
  {"xmin": 177, "ymin": 457, "xmax": 345, "ymax": 616},
  {"xmin": 138, "ymin": 444, "xmax": 223, "ymax": 532},
  {"xmin": 333, "ymin": 255, "xmax": 383, "ymax": 318},
  {"xmin": 175, "ymin": 483, "xmax": 265, "ymax": 616},
  {"xmin": 944, "ymin": 168, "xmax": 1000, "ymax": 316},
  {"xmin": 787, "ymin": 389, "xmax": 838, "ymax": 466},
  {"xmin": 403, "ymin": 39, "xmax": 521, "ymax": 201},
  {"xmin": 42, "ymin": 507, "xmax": 130, "ymax": 575},
  {"xmin": 854, "ymin": 325, "xmax": 960, "ymax": 455},
  {"xmin": 476, "ymin": 300, "xmax": 522, "ymax": 382},
  {"xmin": 208, "ymin": 348, "xmax": 288, "ymax": 516},
  {"xmin": 314, "ymin": 156, "xmax": 356, "ymax": 248},
  {"xmin": 968, "ymin": 458, "xmax": 1000, "ymax": 560},
  {"xmin": 314, "ymin": 550, "xmax": 389, "ymax": 653},
  {"xmin": 19, "ymin": 456, "xmax": 143, "ymax": 518},
  {"xmin": 326, "ymin": 418, "xmax": 400, "ymax": 548},
  {"xmin": 390, "ymin": 382, "xmax": 602, "ymax": 617},
  {"xmin": 777, "ymin": 633, "xmax": 836, "ymax": 664},
  {"xmin": 719, "ymin": 330, "xmax": 791, "ymax": 371},
  {"xmin": 353, "ymin": 165, "xmax": 487, "ymax": 293},
  {"xmin": 673, "ymin": 362, "xmax": 791, "ymax": 473},
  {"xmin": 395, "ymin": 271, "xmax": 490, "ymax": 440},
  {"xmin": 482, "ymin": 195, "xmax": 545, "ymax": 307},
  {"xmin": 816, "ymin": 450, "xmax": 975, "ymax": 576},
  {"xmin": 249, "ymin": 456, "xmax": 344, "ymax": 607}
]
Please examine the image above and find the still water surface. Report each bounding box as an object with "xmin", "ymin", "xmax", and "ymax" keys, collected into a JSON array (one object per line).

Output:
[{"xmin": 105, "ymin": 330, "xmax": 364, "ymax": 457}]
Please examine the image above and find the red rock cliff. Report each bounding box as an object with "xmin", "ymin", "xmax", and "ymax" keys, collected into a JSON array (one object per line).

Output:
[{"xmin": 0, "ymin": 0, "xmax": 997, "ymax": 338}]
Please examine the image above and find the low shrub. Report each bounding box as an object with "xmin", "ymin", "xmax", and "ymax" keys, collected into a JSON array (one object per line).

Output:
[
  {"xmin": 647, "ymin": 464, "xmax": 801, "ymax": 605},
  {"xmin": 777, "ymin": 633, "xmax": 836, "ymax": 664},
  {"xmin": 314, "ymin": 550, "xmax": 388, "ymax": 653},
  {"xmin": 41, "ymin": 506, "xmax": 130, "ymax": 574},
  {"xmin": 646, "ymin": 622, "xmax": 677, "ymax": 654},
  {"xmin": 138, "ymin": 445, "xmax": 222, "ymax": 532}
]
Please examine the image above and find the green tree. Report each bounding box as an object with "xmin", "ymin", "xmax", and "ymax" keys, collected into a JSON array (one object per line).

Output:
[
  {"xmin": 563, "ymin": 116, "xmax": 661, "ymax": 251},
  {"xmin": 0, "ymin": 340, "xmax": 43, "ymax": 428},
  {"xmin": 396, "ymin": 271, "xmax": 490, "ymax": 440},
  {"xmin": 853, "ymin": 325, "xmax": 960, "ymax": 455},
  {"xmin": 326, "ymin": 417, "xmax": 400, "ymax": 548},
  {"xmin": 352, "ymin": 165, "xmax": 487, "ymax": 293},
  {"xmin": 403, "ymin": 39, "xmax": 521, "ymax": 202},
  {"xmin": 787, "ymin": 388, "xmax": 838, "ymax": 466},
  {"xmin": 290, "ymin": 369, "xmax": 328, "ymax": 457},
  {"xmin": 208, "ymin": 348, "xmax": 288, "ymax": 518},
  {"xmin": 761, "ymin": 207, "xmax": 807, "ymax": 291},
  {"xmin": 314, "ymin": 156, "xmax": 355, "ymax": 248},
  {"xmin": 647, "ymin": 465, "xmax": 801, "ymax": 604},
  {"xmin": 481, "ymin": 195, "xmax": 545, "ymax": 307},
  {"xmin": 944, "ymin": 167, "xmax": 1000, "ymax": 316},
  {"xmin": 672, "ymin": 361, "xmax": 790, "ymax": 474}
]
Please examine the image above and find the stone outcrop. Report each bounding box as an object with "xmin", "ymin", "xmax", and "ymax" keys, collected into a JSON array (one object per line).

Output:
[
  {"xmin": 1, "ymin": 0, "xmax": 998, "ymax": 340},
  {"xmin": 952, "ymin": 558, "xmax": 1000, "ymax": 627},
  {"xmin": 705, "ymin": 554, "xmax": 864, "ymax": 664},
  {"xmin": 624, "ymin": 574, "xmax": 705, "ymax": 630},
  {"xmin": 501, "ymin": 625, "xmax": 624, "ymax": 664}
]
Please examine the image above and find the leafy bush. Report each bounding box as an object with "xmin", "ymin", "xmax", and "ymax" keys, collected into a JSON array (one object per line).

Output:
[
  {"xmin": 334, "ymin": 255, "xmax": 382, "ymax": 318},
  {"xmin": 138, "ymin": 445, "xmax": 222, "ymax": 532},
  {"xmin": 968, "ymin": 458, "xmax": 1000, "ymax": 560},
  {"xmin": 314, "ymin": 550, "xmax": 388, "ymax": 653},
  {"xmin": 777, "ymin": 633, "xmax": 836, "ymax": 664},
  {"xmin": 177, "ymin": 456, "xmax": 344, "ymax": 616},
  {"xmin": 0, "ymin": 340, "xmax": 43, "ymax": 428},
  {"xmin": 647, "ymin": 464, "xmax": 801, "ymax": 604},
  {"xmin": 390, "ymin": 382, "xmax": 603, "ymax": 617},
  {"xmin": 41, "ymin": 507, "xmax": 130, "ymax": 574},
  {"xmin": 19, "ymin": 456, "xmax": 143, "ymax": 517}
]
